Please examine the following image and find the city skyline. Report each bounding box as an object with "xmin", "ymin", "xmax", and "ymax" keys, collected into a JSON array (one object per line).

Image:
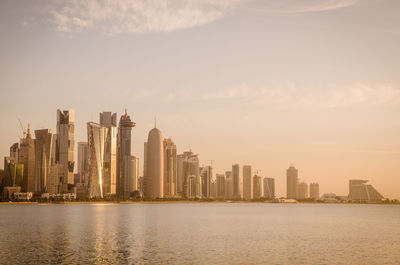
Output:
[{"xmin": 1, "ymin": 0, "xmax": 400, "ymax": 199}]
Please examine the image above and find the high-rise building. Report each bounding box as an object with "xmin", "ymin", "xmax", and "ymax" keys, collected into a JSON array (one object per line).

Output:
[
  {"xmin": 10, "ymin": 143, "xmax": 19, "ymax": 163},
  {"xmin": 3, "ymin": 157, "xmax": 24, "ymax": 187},
  {"xmin": 145, "ymin": 125, "xmax": 164, "ymax": 199},
  {"xmin": 263, "ymin": 177, "xmax": 275, "ymax": 199},
  {"xmin": 87, "ymin": 122, "xmax": 108, "ymax": 198},
  {"xmin": 34, "ymin": 129, "xmax": 53, "ymax": 194},
  {"xmin": 117, "ymin": 110, "xmax": 136, "ymax": 198},
  {"xmin": 200, "ymin": 166, "xmax": 212, "ymax": 198},
  {"xmin": 253, "ymin": 175, "xmax": 262, "ymax": 199},
  {"xmin": 130, "ymin": 155, "xmax": 139, "ymax": 193},
  {"xmin": 99, "ymin": 112, "xmax": 117, "ymax": 196},
  {"xmin": 77, "ymin": 142, "xmax": 89, "ymax": 184},
  {"xmin": 309, "ymin": 182, "xmax": 320, "ymax": 199},
  {"xmin": 216, "ymin": 173, "xmax": 225, "ymax": 199},
  {"xmin": 232, "ymin": 164, "xmax": 242, "ymax": 199},
  {"xmin": 47, "ymin": 164, "xmax": 64, "ymax": 194},
  {"xmin": 286, "ymin": 166, "xmax": 298, "ymax": 199},
  {"xmin": 243, "ymin": 165, "xmax": 253, "ymax": 200},
  {"xmin": 164, "ymin": 138, "xmax": 177, "ymax": 197},
  {"xmin": 225, "ymin": 171, "xmax": 233, "ymax": 199},
  {"xmin": 19, "ymin": 124, "xmax": 35, "ymax": 192},
  {"xmin": 177, "ymin": 151, "xmax": 199, "ymax": 198},
  {"xmin": 297, "ymin": 182, "xmax": 308, "ymax": 199},
  {"xmin": 56, "ymin": 109, "xmax": 75, "ymax": 193},
  {"xmin": 349, "ymin": 180, "xmax": 384, "ymax": 202}
]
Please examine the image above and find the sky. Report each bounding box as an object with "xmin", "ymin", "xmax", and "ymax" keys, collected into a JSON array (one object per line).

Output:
[{"xmin": 0, "ymin": 0, "xmax": 399, "ymax": 199}]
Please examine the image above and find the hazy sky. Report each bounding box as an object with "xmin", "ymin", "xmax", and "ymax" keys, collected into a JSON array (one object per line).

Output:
[{"xmin": 1, "ymin": 0, "xmax": 399, "ymax": 199}]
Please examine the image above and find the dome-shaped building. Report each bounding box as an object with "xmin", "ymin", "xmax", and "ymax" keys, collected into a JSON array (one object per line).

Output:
[{"xmin": 145, "ymin": 126, "xmax": 164, "ymax": 199}]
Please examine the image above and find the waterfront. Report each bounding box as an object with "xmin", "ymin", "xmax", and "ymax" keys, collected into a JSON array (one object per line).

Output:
[{"xmin": 0, "ymin": 203, "xmax": 399, "ymax": 264}]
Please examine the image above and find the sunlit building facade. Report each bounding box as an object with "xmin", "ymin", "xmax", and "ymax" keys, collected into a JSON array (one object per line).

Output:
[
  {"xmin": 349, "ymin": 179, "xmax": 384, "ymax": 202},
  {"xmin": 100, "ymin": 112, "xmax": 117, "ymax": 196},
  {"xmin": 286, "ymin": 166, "xmax": 298, "ymax": 199},
  {"xmin": 310, "ymin": 182, "xmax": 320, "ymax": 199},
  {"xmin": 164, "ymin": 138, "xmax": 177, "ymax": 197},
  {"xmin": 243, "ymin": 165, "xmax": 253, "ymax": 200}
]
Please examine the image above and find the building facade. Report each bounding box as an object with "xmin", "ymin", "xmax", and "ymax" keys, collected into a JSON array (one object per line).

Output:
[
  {"xmin": 243, "ymin": 165, "xmax": 253, "ymax": 200},
  {"xmin": 263, "ymin": 177, "xmax": 275, "ymax": 199},
  {"xmin": 253, "ymin": 175, "xmax": 262, "ymax": 199},
  {"xmin": 19, "ymin": 124, "xmax": 35, "ymax": 192},
  {"xmin": 163, "ymin": 138, "xmax": 177, "ymax": 197},
  {"xmin": 145, "ymin": 126, "xmax": 164, "ymax": 199},
  {"xmin": 349, "ymin": 179, "xmax": 384, "ymax": 202},
  {"xmin": 232, "ymin": 164, "xmax": 242, "ymax": 199},
  {"xmin": 77, "ymin": 142, "xmax": 89, "ymax": 185},
  {"xmin": 297, "ymin": 182, "xmax": 308, "ymax": 199},
  {"xmin": 309, "ymin": 182, "xmax": 320, "ymax": 199},
  {"xmin": 34, "ymin": 129, "xmax": 53, "ymax": 194},
  {"xmin": 286, "ymin": 166, "xmax": 298, "ymax": 199}
]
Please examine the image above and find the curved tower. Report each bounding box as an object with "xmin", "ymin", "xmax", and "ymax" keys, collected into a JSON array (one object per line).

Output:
[{"xmin": 145, "ymin": 126, "xmax": 164, "ymax": 199}]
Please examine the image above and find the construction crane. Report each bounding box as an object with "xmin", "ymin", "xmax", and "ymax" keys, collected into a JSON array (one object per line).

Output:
[{"xmin": 18, "ymin": 118, "xmax": 26, "ymax": 138}]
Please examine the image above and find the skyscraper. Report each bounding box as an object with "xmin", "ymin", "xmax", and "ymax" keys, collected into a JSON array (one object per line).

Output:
[
  {"xmin": 243, "ymin": 165, "xmax": 253, "ymax": 200},
  {"xmin": 225, "ymin": 171, "xmax": 233, "ymax": 199},
  {"xmin": 19, "ymin": 124, "xmax": 35, "ymax": 192},
  {"xmin": 10, "ymin": 143, "xmax": 19, "ymax": 163},
  {"xmin": 164, "ymin": 138, "xmax": 177, "ymax": 197},
  {"xmin": 117, "ymin": 110, "xmax": 135, "ymax": 198},
  {"xmin": 56, "ymin": 109, "xmax": 75, "ymax": 193},
  {"xmin": 130, "ymin": 155, "xmax": 139, "ymax": 193},
  {"xmin": 100, "ymin": 112, "xmax": 117, "ymax": 195},
  {"xmin": 309, "ymin": 182, "xmax": 320, "ymax": 199},
  {"xmin": 253, "ymin": 175, "xmax": 262, "ymax": 199},
  {"xmin": 145, "ymin": 125, "xmax": 164, "ymax": 199},
  {"xmin": 87, "ymin": 122, "xmax": 108, "ymax": 198},
  {"xmin": 232, "ymin": 164, "xmax": 242, "ymax": 199},
  {"xmin": 297, "ymin": 182, "xmax": 308, "ymax": 199},
  {"xmin": 263, "ymin": 177, "xmax": 275, "ymax": 199},
  {"xmin": 200, "ymin": 166, "xmax": 212, "ymax": 198},
  {"xmin": 216, "ymin": 173, "xmax": 226, "ymax": 199},
  {"xmin": 34, "ymin": 129, "xmax": 53, "ymax": 194},
  {"xmin": 349, "ymin": 180, "xmax": 384, "ymax": 202},
  {"xmin": 77, "ymin": 142, "xmax": 88, "ymax": 184},
  {"xmin": 177, "ymin": 151, "xmax": 200, "ymax": 198},
  {"xmin": 286, "ymin": 165, "xmax": 298, "ymax": 199}
]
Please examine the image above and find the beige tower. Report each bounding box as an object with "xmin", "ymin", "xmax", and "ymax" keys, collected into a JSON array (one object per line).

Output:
[
  {"xmin": 145, "ymin": 126, "xmax": 164, "ymax": 199},
  {"xmin": 286, "ymin": 165, "xmax": 298, "ymax": 199},
  {"xmin": 164, "ymin": 138, "xmax": 177, "ymax": 197},
  {"xmin": 243, "ymin": 165, "xmax": 253, "ymax": 200}
]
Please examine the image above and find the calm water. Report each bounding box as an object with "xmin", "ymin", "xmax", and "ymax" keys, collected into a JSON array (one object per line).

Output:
[{"xmin": 0, "ymin": 203, "xmax": 399, "ymax": 264}]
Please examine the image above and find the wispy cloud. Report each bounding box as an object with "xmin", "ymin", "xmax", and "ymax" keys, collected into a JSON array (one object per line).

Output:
[{"xmin": 45, "ymin": 0, "xmax": 367, "ymax": 35}]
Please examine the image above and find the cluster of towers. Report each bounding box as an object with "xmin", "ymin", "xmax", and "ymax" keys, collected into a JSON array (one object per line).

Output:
[{"xmin": 286, "ymin": 165, "xmax": 319, "ymax": 199}]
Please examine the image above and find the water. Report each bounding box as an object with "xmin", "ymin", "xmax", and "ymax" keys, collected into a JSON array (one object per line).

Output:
[{"xmin": 0, "ymin": 203, "xmax": 399, "ymax": 264}]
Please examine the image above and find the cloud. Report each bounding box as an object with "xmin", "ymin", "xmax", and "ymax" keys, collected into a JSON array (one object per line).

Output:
[
  {"xmin": 46, "ymin": 0, "xmax": 367, "ymax": 35},
  {"xmin": 49, "ymin": 0, "xmax": 239, "ymax": 35}
]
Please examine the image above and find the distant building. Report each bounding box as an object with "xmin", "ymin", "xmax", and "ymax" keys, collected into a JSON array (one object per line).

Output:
[
  {"xmin": 77, "ymin": 142, "xmax": 89, "ymax": 184},
  {"xmin": 243, "ymin": 165, "xmax": 253, "ymax": 200},
  {"xmin": 177, "ymin": 151, "xmax": 199, "ymax": 198},
  {"xmin": 225, "ymin": 171, "xmax": 233, "ymax": 199},
  {"xmin": 253, "ymin": 175, "xmax": 262, "ymax": 199},
  {"xmin": 232, "ymin": 164, "xmax": 242, "ymax": 199},
  {"xmin": 3, "ymin": 157, "xmax": 24, "ymax": 187},
  {"xmin": 216, "ymin": 173, "xmax": 226, "ymax": 199},
  {"xmin": 56, "ymin": 109, "xmax": 75, "ymax": 193},
  {"xmin": 34, "ymin": 129, "xmax": 53, "ymax": 194},
  {"xmin": 87, "ymin": 122, "xmax": 107, "ymax": 198},
  {"xmin": 145, "ymin": 125, "xmax": 164, "ymax": 199},
  {"xmin": 99, "ymin": 112, "xmax": 118, "ymax": 196},
  {"xmin": 47, "ymin": 164, "xmax": 64, "ymax": 194},
  {"xmin": 19, "ymin": 124, "xmax": 35, "ymax": 192},
  {"xmin": 309, "ymin": 183, "xmax": 320, "ymax": 199},
  {"xmin": 297, "ymin": 182, "xmax": 308, "ymax": 199},
  {"xmin": 130, "ymin": 156, "xmax": 139, "ymax": 193},
  {"xmin": 117, "ymin": 110, "xmax": 136, "ymax": 198},
  {"xmin": 263, "ymin": 178, "xmax": 275, "ymax": 199},
  {"xmin": 200, "ymin": 166, "xmax": 212, "ymax": 198},
  {"xmin": 286, "ymin": 166, "xmax": 298, "ymax": 199},
  {"xmin": 164, "ymin": 138, "xmax": 177, "ymax": 197},
  {"xmin": 349, "ymin": 180, "xmax": 384, "ymax": 202},
  {"xmin": 320, "ymin": 193, "xmax": 338, "ymax": 203},
  {"xmin": 10, "ymin": 143, "xmax": 19, "ymax": 163}
]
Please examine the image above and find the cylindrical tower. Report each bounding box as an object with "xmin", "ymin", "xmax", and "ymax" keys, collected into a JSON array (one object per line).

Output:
[{"xmin": 145, "ymin": 127, "xmax": 164, "ymax": 199}]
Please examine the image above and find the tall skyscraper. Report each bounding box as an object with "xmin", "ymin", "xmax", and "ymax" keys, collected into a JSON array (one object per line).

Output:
[
  {"xmin": 200, "ymin": 166, "xmax": 212, "ymax": 198},
  {"xmin": 145, "ymin": 125, "xmax": 164, "ymax": 199},
  {"xmin": 232, "ymin": 164, "xmax": 242, "ymax": 199},
  {"xmin": 286, "ymin": 165, "xmax": 298, "ymax": 199},
  {"xmin": 297, "ymin": 182, "xmax": 308, "ymax": 199},
  {"xmin": 117, "ymin": 110, "xmax": 135, "ymax": 198},
  {"xmin": 348, "ymin": 180, "xmax": 384, "ymax": 202},
  {"xmin": 87, "ymin": 122, "xmax": 108, "ymax": 198},
  {"xmin": 216, "ymin": 173, "xmax": 226, "ymax": 199},
  {"xmin": 99, "ymin": 112, "xmax": 117, "ymax": 195},
  {"xmin": 56, "ymin": 109, "xmax": 75, "ymax": 193},
  {"xmin": 243, "ymin": 165, "xmax": 253, "ymax": 200},
  {"xmin": 77, "ymin": 142, "xmax": 89, "ymax": 184},
  {"xmin": 10, "ymin": 143, "xmax": 19, "ymax": 163},
  {"xmin": 253, "ymin": 175, "xmax": 262, "ymax": 199},
  {"xmin": 309, "ymin": 182, "xmax": 320, "ymax": 199},
  {"xmin": 34, "ymin": 129, "xmax": 53, "ymax": 194},
  {"xmin": 164, "ymin": 138, "xmax": 177, "ymax": 197},
  {"xmin": 47, "ymin": 164, "xmax": 64, "ymax": 194},
  {"xmin": 225, "ymin": 171, "xmax": 233, "ymax": 199},
  {"xmin": 130, "ymin": 156, "xmax": 139, "ymax": 193},
  {"xmin": 177, "ymin": 151, "xmax": 200, "ymax": 198},
  {"xmin": 3, "ymin": 157, "xmax": 24, "ymax": 187},
  {"xmin": 263, "ymin": 177, "xmax": 275, "ymax": 199},
  {"xmin": 19, "ymin": 124, "xmax": 35, "ymax": 192}
]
